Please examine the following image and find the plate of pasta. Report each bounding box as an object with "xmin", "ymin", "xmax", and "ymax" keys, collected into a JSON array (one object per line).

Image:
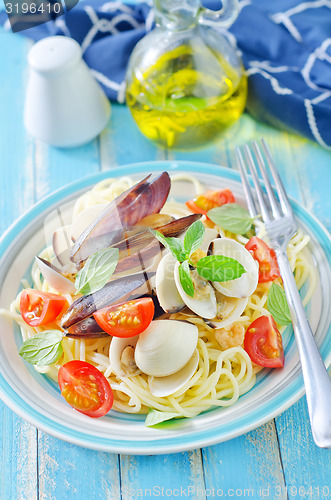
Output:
[{"xmin": 0, "ymin": 161, "xmax": 330, "ymax": 454}]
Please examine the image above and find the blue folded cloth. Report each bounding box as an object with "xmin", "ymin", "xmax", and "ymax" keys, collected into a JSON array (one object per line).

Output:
[{"xmin": 2, "ymin": 0, "xmax": 331, "ymax": 148}]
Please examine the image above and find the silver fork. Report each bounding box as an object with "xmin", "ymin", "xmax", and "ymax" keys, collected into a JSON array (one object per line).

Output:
[{"xmin": 236, "ymin": 138, "xmax": 331, "ymax": 449}]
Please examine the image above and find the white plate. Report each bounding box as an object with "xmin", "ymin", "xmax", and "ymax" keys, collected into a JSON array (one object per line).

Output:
[{"xmin": 0, "ymin": 161, "xmax": 330, "ymax": 454}]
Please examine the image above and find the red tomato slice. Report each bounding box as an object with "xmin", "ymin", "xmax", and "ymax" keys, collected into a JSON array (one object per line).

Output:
[
  {"xmin": 93, "ymin": 297, "xmax": 154, "ymax": 338},
  {"xmin": 186, "ymin": 189, "xmax": 235, "ymax": 216},
  {"xmin": 58, "ymin": 360, "xmax": 113, "ymax": 418},
  {"xmin": 245, "ymin": 236, "xmax": 281, "ymax": 283},
  {"xmin": 244, "ymin": 315, "xmax": 284, "ymax": 368},
  {"xmin": 20, "ymin": 289, "xmax": 68, "ymax": 327}
]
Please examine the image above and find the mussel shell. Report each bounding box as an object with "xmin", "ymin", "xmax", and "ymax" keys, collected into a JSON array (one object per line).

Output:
[
  {"xmin": 66, "ymin": 317, "xmax": 109, "ymax": 338},
  {"xmin": 70, "ymin": 172, "xmax": 171, "ymax": 263},
  {"xmin": 61, "ymin": 272, "xmax": 155, "ymax": 329}
]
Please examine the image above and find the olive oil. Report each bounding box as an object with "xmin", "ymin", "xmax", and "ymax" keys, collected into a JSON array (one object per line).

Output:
[{"xmin": 126, "ymin": 45, "xmax": 247, "ymax": 150}]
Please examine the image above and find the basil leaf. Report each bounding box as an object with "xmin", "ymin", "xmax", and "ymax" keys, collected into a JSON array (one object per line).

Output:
[
  {"xmin": 179, "ymin": 260, "xmax": 195, "ymax": 297},
  {"xmin": 207, "ymin": 203, "xmax": 254, "ymax": 235},
  {"xmin": 183, "ymin": 219, "xmax": 205, "ymax": 256},
  {"xmin": 267, "ymin": 283, "xmax": 291, "ymax": 325},
  {"xmin": 75, "ymin": 248, "xmax": 119, "ymax": 294},
  {"xmin": 196, "ymin": 255, "xmax": 246, "ymax": 282},
  {"xmin": 145, "ymin": 409, "xmax": 179, "ymax": 427},
  {"xmin": 19, "ymin": 331, "xmax": 64, "ymax": 366},
  {"xmin": 152, "ymin": 230, "xmax": 186, "ymax": 262}
]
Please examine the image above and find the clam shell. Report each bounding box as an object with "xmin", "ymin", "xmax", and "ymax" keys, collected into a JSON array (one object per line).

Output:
[
  {"xmin": 200, "ymin": 228, "xmax": 219, "ymax": 253},
  {"xmin": 149, "ymin": 349, "xmax": 199, "ymax": 397},
  {"xmin": 207, "ymin": 293, "xmax": 248, "ymax": 329},
  {"xmin": 174, "ymin": 261, "xmax": 217, "ymax": 319},
  {"xmin": 156, "ymin": 253, "xmax": 185, "ymax": 313},
  {"xmin": 36, "ymin": 257, "xmax": 76, "ymax": 295},
  {"xmin": 109, "ymin": 335, "xmax": 140, "ymax": 377},
  {"xmin": 211, "ymin": 238, "xmax": 258, "ymax": 298},
  {"xmin": 134, "ymin": 320, "xmax": 198, "ymax": 377}
]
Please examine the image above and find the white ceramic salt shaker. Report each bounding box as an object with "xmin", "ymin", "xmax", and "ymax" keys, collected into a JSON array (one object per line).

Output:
[{"xmin": 24, "ymin": 36, "xmax": 111, "ymax": 147}]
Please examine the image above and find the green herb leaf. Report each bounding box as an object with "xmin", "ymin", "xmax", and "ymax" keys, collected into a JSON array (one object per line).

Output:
[
  {"xmin": 75, "ymin": 248, "xmax": 119, "ymax": 294},
  {"xmin": 196, "ymin": 255, "xmax": 246, "ymax": 282},
  {"xmin": 179, "ymin": 260, "xmax": 195, "ymax": 297},
  {"xmin": 207, "ymin": 203, "xmax": 254, "ymax": 235},
  {"xmin": 145, "ymin": 409, "xmax": 179, "ymax": 427},
  {"xmin": 267, "ymin": 283, "xmax": 291, "ymax": 325},
  {"xmin": 152, "ymin": 230, "xmax": 186, "ymax": 262},
  {"xmin": 19, "ymin": 331, "xmax": 64, "ymax": 366},
  {"xmin": 183, "ymin": 219, "xmax": 205, "ymax": 256}
]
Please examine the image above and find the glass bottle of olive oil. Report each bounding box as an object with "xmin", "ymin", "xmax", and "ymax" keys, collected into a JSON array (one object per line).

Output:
[{"xmin": 125, "ymin": 0, "xmax": 247, "ymax": 150}]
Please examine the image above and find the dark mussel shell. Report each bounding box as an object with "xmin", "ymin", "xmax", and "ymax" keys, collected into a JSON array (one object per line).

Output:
[
  {"xmin": 61, "ymin": 272, "xmax": 155, "ymax": 329},
  {"xmin": 70, "ymin": 172, "xmax": 171, "ymax": 263},
  {"xmin": 112, "ymin": 213, "xmax": 202, "ymax": 274},
  {"xmin": 66, "ymin": 317, "xmax": 109, "ymax": 339},
  {"xmin": 65, "ymin": 292, "xmax": 165, "ymax": 338}
]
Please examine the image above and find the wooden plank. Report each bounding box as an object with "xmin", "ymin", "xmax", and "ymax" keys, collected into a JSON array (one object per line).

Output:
[
  {"xmin": 0, "ymin": 408, "xmax": 38, "ymax": 500},
  {"xmin": 99, "ymin": 104, "xmax": 166, "ymax": 170},
  {"xmin": 276, "ymin": 398, "xmax": 331, "ymax": 494},
  {"xmin": 38, "ymin": 433, "xmax": 121, "ymax": 500},
  {"xmin": 0, "ymin": 30, "xmax": 34, "ymax": 230},
  {"xmin": 0, "ymin": 29, "xmax": 38, "ymax": 500},
  {"xmin": 202, "ymin": 422, "xmax": 287, "ymax": 499},
  {"xmin": 33, "ymin": 137, "xmax": 100, "ymax": 201},
  {"xmin": 120, "ymin": 450, "xmax": 206, "ymax": 500}
]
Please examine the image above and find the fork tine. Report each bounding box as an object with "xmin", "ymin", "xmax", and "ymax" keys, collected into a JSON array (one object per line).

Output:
[
  {"xmin": 242, "ymin": 144, "xmax": 271, "ymax": 222},
  {"xmin": 260, "ymin": 138, "xmax": 294, "ymax": 216},
  {"xmin": 235, "ymin": 148, "xmax": 259, "ymax": 218},
  {"xmin": 252, "ymin": 141, "xmax": 281, "ymax": 219}
]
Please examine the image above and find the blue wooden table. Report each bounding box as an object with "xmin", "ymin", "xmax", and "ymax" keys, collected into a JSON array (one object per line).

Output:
[{"xmin": 1, "ymin": 27, "xmax": 331, "ymax": 500}]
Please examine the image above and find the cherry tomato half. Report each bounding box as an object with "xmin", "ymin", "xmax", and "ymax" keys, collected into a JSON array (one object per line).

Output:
[
  {"xmin": 245, "ymin": 236, "xmax": 281, "ymax": 283},
  {"xmin": 20, "ymin": 289, "xmax": 68, "ymax": 327},
  {"xmin": 93, "ymin": 297, "xmax": 154, "ymax": 338},
  {"xmin": 58, "ymin": 360, "xmax": 113, "ymax": 418},
  {"xmin": 186, "ymin": 189, "xmax": 235, "ymax": 216},
  {"xmin": 244, "ymin": 315, "xmax": 284, "ymax": 368}
]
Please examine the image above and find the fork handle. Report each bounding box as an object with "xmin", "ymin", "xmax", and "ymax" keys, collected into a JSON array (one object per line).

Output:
[{"xmin": 276, "ymin": 251, "xmax": 331, "ymax": 448}]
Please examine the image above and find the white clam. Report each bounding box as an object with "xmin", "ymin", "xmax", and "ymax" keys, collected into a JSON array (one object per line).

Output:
[
  {"xmin": 200, "ymin": 227, "xmax": 219, "ymax": 253},
  {"xmin": 109, "ymin": 335, "xmax": 140, "ymax": 377},
  {"xmin": 207, "ymin": 292, "xmax": 248, "ymax": 329},
  {"xmin": 210, "ymin": 238, "xmax": 259, "ymax": 298},
  {"xmin": 70, "ymin": 204, "xmax": 108, "ymax": 242},
  {"xmin": 36, "ymin": 257, "xmax": 76, "ymax": 295},
  {"xmin": 174, "ymin": 261, "xmax": 217, "ymax": 319},
  {"xmin": 156, "ymin": 253, "xmax": 185, "ymax": 313},
  {"xmin": 134, "ymin": 320, "xmax": 198, "ymax": 377},
  {"xmin": 149, "ymin": 349, "xmax": 199, "ymax": 397}
]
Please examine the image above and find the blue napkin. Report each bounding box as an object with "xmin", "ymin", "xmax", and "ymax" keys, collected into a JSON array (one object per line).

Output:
[{"xmin": 2, "ymin": 0, "xmax": 331, "ymax": 148}]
